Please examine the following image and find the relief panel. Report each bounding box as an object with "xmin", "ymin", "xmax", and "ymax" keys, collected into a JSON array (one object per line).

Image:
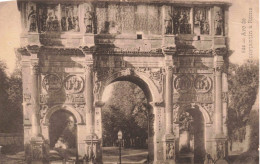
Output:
[{"xmin": 173, "ymin": 74, "xmax": 213, "ymax": 103}]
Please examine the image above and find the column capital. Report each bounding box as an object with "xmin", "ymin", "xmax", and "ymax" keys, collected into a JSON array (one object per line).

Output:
[
  {"xmin": 84, "ymin": 64, "xmax": 93, "ymax": 73},
  {"xmin": 164, "ymin": 65, "xmax": 176, "ymax": 74},
  {"xmin": 214, "ymin": 55, "xmax": 224, "ymax": 72}
]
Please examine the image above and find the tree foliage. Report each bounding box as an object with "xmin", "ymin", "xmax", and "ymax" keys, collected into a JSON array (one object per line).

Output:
[
  {"xmin": 0, "ymin": 60, "xmax": 23, "ymax": 133},
  {"xmin": 227, "ymin": 61, "xmax": 259, "ymax": 140},
  {"xmin": 102, "ymin": 81, "xmax": 151, "ymax": 148}
]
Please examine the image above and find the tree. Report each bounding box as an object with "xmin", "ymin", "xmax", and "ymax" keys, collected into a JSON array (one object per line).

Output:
[
  {"xmin": 0, "ymin": 60, "xmax": 10, "ymax": 132},
  {"xmin": 0, "ymin": 60, "xmax": 23, "ymax": 133},
  {"xmin": 227, "ymin": 61, "xmax": 259, "ymax": 141},
  {"xmin": 102, "ymin": 81, "xmax": 149, "ymax": 148}
]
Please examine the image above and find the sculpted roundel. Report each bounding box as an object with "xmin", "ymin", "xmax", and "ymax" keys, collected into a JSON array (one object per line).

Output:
[
  {"xmin": 64, "ymin": 75, "xmax": 84, "ymax": 93},
  {"xmin": 194, "ymin": 75, "xmax": 212, "ymax": 93},
  {"xmin": 174, "ymin": 75, "xmax": 192, "ymax": 93},
  {"xmin": 42, "ymin": 74, "xmax": 62, "ymax": 93}
]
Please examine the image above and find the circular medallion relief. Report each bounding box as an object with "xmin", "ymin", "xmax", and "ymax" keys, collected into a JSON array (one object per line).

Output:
[
  {"xmin": 42, "ymin": 74, "xmax": 62, "ymax": 93},
  {"xmin": 64, "ymin": 75, "xmax": 84, "ymax": 94},
  {"xmin": 194, "ymin": 75, "xmax": 212, "ymax": 93},
  {"xmin": 174, "ymin": 75, "xmax": 192, "ymax": 93}
]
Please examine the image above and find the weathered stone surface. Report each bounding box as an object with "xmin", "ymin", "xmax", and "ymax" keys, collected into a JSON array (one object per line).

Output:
[{"xmin": 17, "ymin": 0, "xmax": 230, "ymax": 163}]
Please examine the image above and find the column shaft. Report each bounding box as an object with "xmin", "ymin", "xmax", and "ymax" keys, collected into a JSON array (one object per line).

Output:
[
  {"xmin": 31, "ymin": 64, "xmax": 40, "ymax": 137},
  {"xmin": 215, "ymin": 69, "xmax": 223, "ymax": 136},
  {"xmin": 85, "ymin": 66, "xmax": 94, "ymax": 134},
  {"xmin": 165, "ymin": 66, "xmax": 173, "ymax": 134}
]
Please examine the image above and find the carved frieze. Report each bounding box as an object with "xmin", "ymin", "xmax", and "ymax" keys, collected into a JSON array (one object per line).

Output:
[
  {"xmin": 165, "ymin": 7, "xmax": 191, "ymax": 34},
  {"xmin": 42, "ymin": 74, "xmax": 62, "ymax": 93},
  {"xmin": 174, "ymin": 75, "xmax": 192, "ymax": 93},
  {"xmin": 64, "ymin": 75, "xmax": 84, "ymax": 94},
  {"xmin": 194, "ymin": 75, "xmax": 212, "ymax": 93},
  {"xmin": 194, "ymin": 7, "xmax": 210, "ymax": 35},
  {"xmin": 40, "ymin": 93, "xmax": 85, "ymax": 104},
  {"xmin": 177, "ymin": 49, "xmax": 213, "ymax": 56},
  {"xmin": 173, "ymin": 92, "xmax": 213, "ymax": 103},
  {"xmin": 61, "ymin": 5, "xmax": 80, "ymax": 32}
]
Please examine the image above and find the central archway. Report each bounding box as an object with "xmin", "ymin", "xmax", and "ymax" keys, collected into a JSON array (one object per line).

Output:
[{"xmin": 98, "ymin": 72, "xmax": 161, "ymax": 163}]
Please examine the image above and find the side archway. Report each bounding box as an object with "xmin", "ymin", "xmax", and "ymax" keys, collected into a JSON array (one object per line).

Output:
[
  {"xmin": 174, "ymin": 103, "xmax": 210, "ymax": 163},
  {"xmin": 42, "ymin": 104, "xmax": 83, "ymax": 125}
]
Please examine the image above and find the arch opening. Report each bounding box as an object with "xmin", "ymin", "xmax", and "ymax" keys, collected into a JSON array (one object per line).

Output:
[
  {"xmin": 49, "ymin": 109, "xmax": 78, "ymax": 160},
  {"xmin": 178, "ymin": 106, "xmax": 206, "ymax": 164},
  {"xmin": 100, "ymin": 75, "xmax": 156, "ymax": 163},
  {"xmin": 108, "ymin": 75, "xmax": 154, "ymax": 102}
]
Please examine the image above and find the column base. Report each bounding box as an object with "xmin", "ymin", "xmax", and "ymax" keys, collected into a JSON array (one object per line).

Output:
[
  {"xmin": 25, "ymin": 136, "xmax": 49, "ymax": 163},
  {"xmin": 205, "ymin": 137, "xmax": 228, "ymax": 164}
]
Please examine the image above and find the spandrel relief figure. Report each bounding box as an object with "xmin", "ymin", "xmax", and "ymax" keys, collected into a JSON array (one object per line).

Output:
[
  {"xmin": 215, "ymin": 11, "xmax": 223, "ymax": 35},
  {"xmin": 28, "ymin": 6, "xmax": 37, "ymax": 32}
]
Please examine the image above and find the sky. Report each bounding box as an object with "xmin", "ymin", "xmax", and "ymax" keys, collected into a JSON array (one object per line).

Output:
[{"xmin": 0, "ymin": 0, "xmax": 258, "ymax": 74}]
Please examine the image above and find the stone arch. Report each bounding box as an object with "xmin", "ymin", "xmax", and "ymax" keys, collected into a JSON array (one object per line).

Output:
[
  {"xmin": 175, "ymin": 103, "xmax": 212, "ymax": 124},
  {"xmin": 97, "ymin": 69, "xmax": 162, "ymax": 102},
  {"xmin": 97, "ymin": 69, "xmax": 161, "ymax": 162},
  {"xmin": 176, "ymin": 103, "xmax": 207, "ymax": 163},
  {"xmin": 42, "ymin": 104, "xmax": 83, "ymax": 125}
]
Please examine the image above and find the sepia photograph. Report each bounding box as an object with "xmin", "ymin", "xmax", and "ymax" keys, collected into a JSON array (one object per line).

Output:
[{"xmin": 0, "ymin": 0, "xmax": 258, "ymax": 163}]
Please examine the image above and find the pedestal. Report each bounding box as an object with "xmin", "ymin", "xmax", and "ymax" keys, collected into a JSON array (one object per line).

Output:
[
  {"xmin": 164, "ymin": 134, "xmax": 176, "ymax": 164},
  {"xmin": 83, "ymin": 134, "xmax": 102, "ymax": 164},
  {"xmin": 83, "ymin": 34, "xmax": 95, "ymax": 48},
  {"xmin": 25, "ymin": 136, "xmax": 49, "ymax": 164}
]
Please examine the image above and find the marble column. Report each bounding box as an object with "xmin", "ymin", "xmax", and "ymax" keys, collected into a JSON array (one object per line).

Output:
[
  {"xmin": 165, "ymin": 66, "xmax": 173, "ymax": 135},
  {"xmin": 84, "ymin": 65, "xmax": 94, "ymax": 135},
  {"xmin": 30, "ymin": 60, "xmax": 41, "ymax": 138},
  {"xmin": 28, "ymin": 57, "xmax": 46, "ymax": 163},
  {"xmin": 214, "ymin": 56, "xmax": 224, "ymax": 137}
]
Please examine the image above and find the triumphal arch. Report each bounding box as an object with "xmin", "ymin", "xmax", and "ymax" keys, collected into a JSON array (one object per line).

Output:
[{"xmin": 17, "ymin": 0, "xmax": 231, "ymax": 163}]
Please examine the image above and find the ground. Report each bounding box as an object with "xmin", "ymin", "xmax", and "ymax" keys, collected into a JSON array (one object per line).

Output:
[{"xmin": 0, "ymin": 147, "xmax": 148, "ymax": 164}]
